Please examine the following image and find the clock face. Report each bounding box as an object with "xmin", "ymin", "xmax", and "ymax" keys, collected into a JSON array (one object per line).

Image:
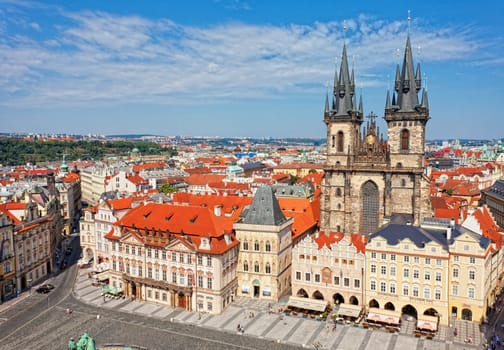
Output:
[{"xmin": 365, "ymin": 134, "xmax": 376, "ymax": 145}]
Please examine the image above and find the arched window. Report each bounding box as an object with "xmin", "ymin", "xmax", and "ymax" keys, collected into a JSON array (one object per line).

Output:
[
  {"xmin": 401, "ymin": 179, "xmax": 406, "ymax": 187},
  {"xmin": 243, "ymin": 241, "xmax": 248, "ymax": 250},
  {"xmin": 337, "ymin": 131, "xmax": 344, "ymax": 152},
  {"xmin": 265, "ymin": 263, "xmax": 271, "ymax": 274},
  {"xmin": 254, "ymin": 240, "xmax": 260, "ymax": 251},
  {"xmin": 331, "ymin": 135, "xmax": 335, "ymax": 148},
  {"xmin": 401, "ymin": 129, "xmax": 410, "ymax": 151},
  {"xmin": 265, "ymin": 241, "xmax": 271, "ymax": 252},
  {"xmin": 243, "ymin": 261, "xmax": 249, "ymax": 272},
  {"xmin": 254, "ymin": 261, "xmax": 260, "ymax": 273}
]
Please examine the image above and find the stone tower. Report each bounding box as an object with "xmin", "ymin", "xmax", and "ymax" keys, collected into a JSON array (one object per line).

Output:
[
  {"xmin": 320, "ymin": 33, "xmax": 431, "ymax": 237},
  {"xmin": 234, "ymin": 186, "xmax": 293, "ymax": 300}
]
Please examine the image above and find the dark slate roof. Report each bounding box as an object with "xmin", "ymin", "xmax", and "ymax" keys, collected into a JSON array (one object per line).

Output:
[
  {"xmin": 240, "ymin": 162, "xmax": 264, "ymax": 170},
  {"xmin": 243, "ymin": 185, "xmax": 287, "ymax": 225},
  {"xmin": 369, "ymin": 223, "xmax": 491, "ymax": 250},
  {"xmin": 484, "ymin": 180, "xmax": 504, "ymax": 201},
  {"xmin": 369, "ymin": 223, "xmax": 449, "ymax": 249}
]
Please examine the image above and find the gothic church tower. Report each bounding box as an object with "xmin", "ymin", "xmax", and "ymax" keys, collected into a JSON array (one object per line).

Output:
[{"xmin": 320, "ymin": 30, "xmax": 431, "ymax": 237}]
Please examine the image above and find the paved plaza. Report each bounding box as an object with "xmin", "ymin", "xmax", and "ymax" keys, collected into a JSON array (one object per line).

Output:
[{"xmin": 74, "ymin": 268, "xmax": 484, "ymax": 349}]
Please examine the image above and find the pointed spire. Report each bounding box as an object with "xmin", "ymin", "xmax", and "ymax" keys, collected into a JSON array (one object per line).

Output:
[
  {"xmin": 333, "ymin": 59, "xmax": 339, "ymax": 96},
  {"xmin": 396, "ymin": 34, "xmax": 420, "ymax": 111},
  {"xmin": 324, "ymin": 89, "xmax": 329, "ymax": 115},
  {"xmin": 243, "ymin": 186, "xmax": 286, "ymax": 225},
  {"xmin": 415, "ymin": 63, "xmax": 421, "ymax": 92},
  {"xmin": 394, "ymin": 64, "xmax": 401, "ymax": 92},
  {"xmin": 385, "ymin": 89, "xmax": 391, "ymax": 109},
  {"xmin": 421, "ymin": 88, "xmax": 429, "ymax": 109},
  {"xmin": 335, "ymin": 42, "xmax": 353, "ymax": 115},
  {"xmin": 358, "ymin": 94, "xmax": 363, "ymax": 115},
  {"xmin": 391, "ymin": 91, "xmax": 396, "ymax": 106},
  {"xmin": 352, "ymin": 93, "xmax": 357, "ymax": 112}
]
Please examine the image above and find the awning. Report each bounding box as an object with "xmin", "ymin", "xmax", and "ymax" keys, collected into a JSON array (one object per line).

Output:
[
  {"xmin": 287, "ymin": 296, "xmax": 328, "ymax": 312},
  {"xmin": 417, "ymin": 315, "xmax": 438, "ymax": 332},
  {"xmin": 95, "ymin": 271, "xmax": 109, "ymax": 282},
  {"xmin": 366, "ymin": 308, "xmax": 401, "ymax": 325},
  {"xmin": 337, "ymin": 304, "xmax": 362, "ymax": 318}
]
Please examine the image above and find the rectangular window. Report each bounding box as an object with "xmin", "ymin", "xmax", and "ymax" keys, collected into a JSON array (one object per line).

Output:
[
  {"xmin": 172, "ymin": 272, "xmax": 177, "ymax": 283},
  {"xmin": 404, "ymin": 256, "xmax": 409, "ymax": 263},
  {"xmin": 315, "ymin": 274, "xmax": 321, "ymax": 283},
  {"xmin": 187, "ymin": 255, "xmax": 191, "ymax": 264},
  {"xmin": 155, "ymin": 291, "xmax": 159, "ymax": 300},
  {"xmin": 344, "ymin": 278, "xmax": 350, "ymax": 287},
  {"xmin": 125, "ymin": 246, "xmax": 130, "ymax": 254},
  {"xmin": 413, "ymin": 286, "xmax": 419, "ymax": 297},
  {"xmin": 296, "ymin": 271, "xmax": 301, "ymax": 280},
  {"xmin": 436, "ymin": 258, "xmax": 442, "ymax": 266},
  {"xmin": 390, "ymin": 254, "xmax": 396, "ymax": 261},
  {"xmin": 147, "ymin": 290, "xmax": 152, "ymax": 298},
  {"xmin": 155, "ymin": 249, "xmax": 159, "ymax": 259},
  {"xmin": 207, "ymin": 278, "xmax": 213, "ymax": 289},
  {"xmin": 424, "ymin": 288, "xmax": 430, "ymax": 299},
  {"xmin": 207, "ymin": 257, "xmax": 212, "ymax": 267},
  {"xmin": 138, "ymin": 247, "xmax": 142, "ymax": 256},
  {"xmin": 162, "ymin": 270, "xmax": 167, "ymax": 281},
  {"xmin": 380, "ymin": 266, "xmax": 387, "ymax": 275},
  {"xmin": 354, "ymin": 279, "xmax": 360, "ymax": 289},
  {"xmin": 403, "ymin": 268, "xmax": 409, "ymax": 278},
  {"xmin": 380, "ymin": 282, "xmax": 386, "ymax": 293},
  {"xmin": 469, "ymin": 270, "xmax": 475, "ymax": 280},
  {"xmin": 390, "ymin": 284, "xmax": 396, "ymax": 294},
  {"xmin": 435, "ymin": 289, "xmax": 441, "ymax": 300},
  {"xmin": 155, "ymin": 269, "xmax": 159, "ymax": 280},
  {"xmin": 334, "ymin": 276, "xmax": 340, "ymax": 285},
  {"xmin": 148, "ymin": 267, "xmax": 152, "ymax": 279},
  {"xmin": 452, "ymin": 285, "xmax": 458, "ymax": 296},
  {"xmin": 371, "ymin": 264, "xmax": 376, "ymax": 273},
  {"xmin": 370, "ymin": 281, "xmax": 376, "ymax": 291},
  {"xmin": 371, "ymin": 252, "xmax": 376, "ymax": 259},
  {"xmin": 179, "ymin": 253, "xmax": 184, "ymax": 263},
  {"xmin": 424, "ymin": 271, "xmax": 431, "ymax": 281},
  {"xmin": 413, "ymin": 269, "xmax": 419, "ymax": 279},
  {"xmin": 147, "ymin": 249, "xmax": 152, "ymax": 258},
  {"xmin": 207, "ymin": 302, "xmax": 212, "ymax": 311},
  {"xmin": 414, "ymin": 256, "xmax": 420, "ymax": 264},
  {"xmin": 162, "ymin": 293, "xmax": 167, "ymax": 301},
  {"xmin": 453, "ymin": 268, "xmax": 459, "ymax": 278},
  {"xmin": 188, "ymin": 274, "xmax": 193, "ymax": 286},
  {"xmin": 197, "ymin": 256, "xmax": 203, "ymax": 265},
  {"xmin": 305, "ymin": 272, "xmax": 311, "ymax": 281},
  {"xmin": 425, "ymin": 258, "xmax": 430, "ymax": 265},
  {"xmin": 435, "ymin": 272, "xmax": 442, "ymax": 282},
  {"xmin": 390, "ymin": 266, "xmax": 396, "ymax": 277},
  {"xmin": 180, "ymin": 274, "xmax": 185, "ymax": 285},
  {"xmin": 469, "ymin": 257, "xmax": 476, "ymax": 264},
  {"xmin": 172, "ymin": 253, "xmax": 177, "ymax": 262},
  {"xmin": 138, "ymin": 266, "xmax": 142, "ymax": 277},
  {"xmin": 198, "ymin": 276, "xmax": 203, "ymax": 288},
  {"xmin": 468, "ymin": 287, "xmax": 475, "ymax": 299},
  {"xmin": 131, "ymin": 247, "xmax": 135, "ymax": 255},
  {"xmin": 403, "ymin": 285, "xmax": 409, "ymax": 296},
  {"xmin": 112, "ymin": 261, "xmax": 117, "ymax": 270},
  {"xmin": 162, "ymin": 251, "xmax": 166, "ymax": 260},
  {"xmin": 453, "ymin": 255, "xmax": 459, "ymax": 262}
]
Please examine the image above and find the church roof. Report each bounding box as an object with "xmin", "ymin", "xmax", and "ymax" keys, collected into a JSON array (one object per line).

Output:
[{"xmin": 242, "ymin": 185, "xmax": 287, "ymax": 226}]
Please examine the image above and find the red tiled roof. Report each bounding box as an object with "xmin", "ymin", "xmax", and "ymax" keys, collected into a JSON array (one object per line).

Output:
[
  {"xmin": 185, "ymin": 174, "xmax": 226, "ymax": 186},
  {"xmin": 132, "ymin": 162, "xmax": 166, "ymax": 173}
]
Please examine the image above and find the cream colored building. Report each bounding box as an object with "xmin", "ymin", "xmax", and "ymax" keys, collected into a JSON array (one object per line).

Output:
[
  {"xmin": 291, "ymin": 231, "xmax": 366, "ymax": 306},
  {"xmin": 365, "ymin": 223, "xmax": 450, "ymax": 325},
  {"xmin": 234, "ymin": 186, "xmax": 293, "ymax": 300}
]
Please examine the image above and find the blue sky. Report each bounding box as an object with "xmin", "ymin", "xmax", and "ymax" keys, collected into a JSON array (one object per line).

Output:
[{"xmin": 1, "ymin": 0, "xmax": 503, "ymax": 139}]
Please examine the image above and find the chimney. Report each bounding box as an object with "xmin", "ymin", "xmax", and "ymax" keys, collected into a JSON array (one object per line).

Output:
[
  {"xmin": 214, "ymin": 205, "xmax": 222, "ymax": 217},
  {"xmin": 446, "ymin": 227, "xmax": 452, "ymax": 240}
]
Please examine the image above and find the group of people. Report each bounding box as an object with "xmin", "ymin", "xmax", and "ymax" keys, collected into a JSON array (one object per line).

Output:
[{"xmin": 236, "ymin": 324, "xmax": 245, "ymax": 334}]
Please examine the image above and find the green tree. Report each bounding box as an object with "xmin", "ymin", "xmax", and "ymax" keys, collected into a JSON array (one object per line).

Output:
[
  {"xmin": 289, "ymin": 174, "xmax": 300, "ymax": 185},
  {"xmin": 158, "ymin": 183, "xmax": 178, "ymax": 194}
]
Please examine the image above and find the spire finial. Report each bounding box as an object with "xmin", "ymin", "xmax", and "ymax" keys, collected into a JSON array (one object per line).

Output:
[
  {"xmin": 343, "ymin": 20, "xmax": 348, "ymax": 44},
  {"xmin": 407, "ymin": 10, "xmax": 411, "ymax": 35}
]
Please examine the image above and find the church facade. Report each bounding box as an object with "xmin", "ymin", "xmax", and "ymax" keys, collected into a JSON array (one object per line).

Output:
[{"xmin": 320, "ymin": 34, "xmax": 432, "ymax": 236}]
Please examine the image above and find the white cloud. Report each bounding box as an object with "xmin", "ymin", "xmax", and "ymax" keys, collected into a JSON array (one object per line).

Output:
[{"xmin": 0, "ymin": 5, "xmax": 484, "ymax": 108}]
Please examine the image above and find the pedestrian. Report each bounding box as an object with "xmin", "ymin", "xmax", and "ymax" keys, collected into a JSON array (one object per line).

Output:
[
  {"xmin": 332, "ymin": 323, "xmax": 337, "ymax": 332},
  {"xmin": 454, "ymin": 327, "xmax": 457, "ymax": 336},
  {"xmin": 103, "ymin": 295, "xmax": 106, "ymax": 303},
  {"xmin": 237, "ymin": 324, "xmax": 241, "ymax": 333},
  {"xmin": 241, "ymin": 326, "xmax": 245, "ymax": 334}
]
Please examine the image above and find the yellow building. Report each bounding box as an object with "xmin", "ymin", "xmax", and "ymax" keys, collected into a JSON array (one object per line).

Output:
[{"xmin": 234, "ymin": 186, "xmax": 293, "ymax": 300}]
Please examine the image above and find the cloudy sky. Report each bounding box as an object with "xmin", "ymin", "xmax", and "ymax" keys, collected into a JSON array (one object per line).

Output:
[{"xmin": 1, "ymin": 0, "xmax": 503, "ymax": 139}]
